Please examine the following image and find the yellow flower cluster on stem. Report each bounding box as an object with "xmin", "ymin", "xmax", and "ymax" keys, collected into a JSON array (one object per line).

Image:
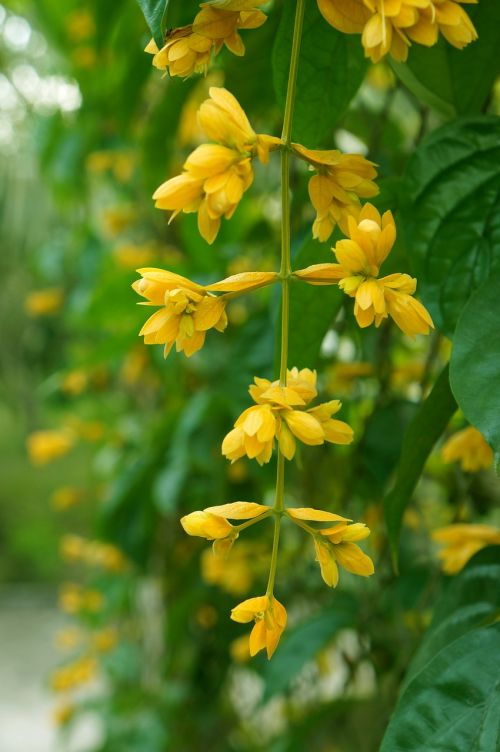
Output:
[
  {"xmin": 317, "ymin": 0, "xmax": 478, "ymax": 62},
  {"xmin": 294, "ymin": 203, "xmax": 434, "ymax": 337},
  {"xmin": 145, "ymin": 1, "xmax": 268, "ymax": 78},
  {"xmin": 153, "ymin": 87, "xmax": 281, "ymax": 243}
]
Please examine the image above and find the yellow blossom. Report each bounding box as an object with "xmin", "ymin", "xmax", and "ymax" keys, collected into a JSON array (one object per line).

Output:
[
  {"xmin": 55, "ymin": 627, "xmax": 82, "ymax": 651},
  {"xmin": 26, "ymin": 429, "xmax": 74, "ymax": 466},
  {"xmin": 60, "ymin": 370, "xmax": 88, "ymax": 396},
  {"xmin": 133, "ymin": 267, "xmax": 277, "ymax": 357},
  {"xmin": 222, "ymin": 368, "xmax": 353, "ymax": 465},
  {"xmin": 91, "ymin": 627, "xmax": 118, "ymax": 653},
  {"xmin": 153, "ymin": 87, "xmax": 281, "ymax": 243},
  {"xmin": 52, "ymin": 702, "xmax": 75, "ymax": 726},
  {"xmin": 24, "ymin": 288, "xmax": 64, "ymax": 316},
  {"xmin": 50, "ymin": 656, "xmax": 97, "ymax": 692},
  {"xmin": 287, "ymin": 507, "xmax": 374, "ymax": 587},
  {"xmin": 201, "ymin": 541, "xmax": 265, "ymax": 594},
  {"xmin": 231, "ymin": 594, "xmax": 287, "ymax": 659},
  {"xmin": 59, "ymin": 584, "xmax": 104, "ymax": 614},
  {"xmin": 50, "ymin": 486, "xmax": 83, "ymax": 511},
  {"xmin": 181, "ymin": 501, "xmax": 269, "ymax": 556},
  {"xmin": 292, "ymin": 143, "xmax": 378, "ymax": 240},
  {"xmin": 432, "ymin": 524, "xmax": 500, "ymax": 574},
  {"xmin": 317, "ymin": 0, "xmax": 477, "ymax": 63},
  {"xmin": 230, "ymin": 633, "xmax": 252, "ymax": 662},
  {"xmin": 441, "ymin": 427, "xmax": 493, "ymax": 472},
  {"xmin": 145, "ymin": 1, "xmax": 267, "ymax": 77},
  {"xmin": 294, "ymin": 203, "xmax": 433, "ymax": 336}
]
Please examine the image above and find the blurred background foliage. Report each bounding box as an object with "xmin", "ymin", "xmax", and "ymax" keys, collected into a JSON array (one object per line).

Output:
[{"xmin": 1, "ymin": 0, "xmax": 500, "ymax": 750}]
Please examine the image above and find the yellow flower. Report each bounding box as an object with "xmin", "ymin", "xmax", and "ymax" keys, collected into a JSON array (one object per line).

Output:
[
  {"xmin": 231, "ymin": 594, "xmax": 287, "ymax": 659},
  {"xmin": 222, "ymin": 368, "xmax": 353, "ymax": 465},
  {"xmin": 90, "ymin": 627, "xmax": 118, "ymax": 653},
  {"xmin": 287, "ymin": 508, "xmax": 374, "ymax": 587},
  {"xmin": 153, "ymin": 87, "xmax": 281, "ymax": 243},
  {"xmin": 60, "ymin": 370, "xmax": 88, "ymax": 395},
  {"xmin": 432, "ymin": 524, "xmax": 500, "ymax": 574},
  {"xmin": 181, "ymin": 501, "xmax": 270, "ymax": 555},
  {"xmin": 292, "ymin": 143, "xmax": 378, "ymax": 241},
  {"xmin": 24, "ymin": 288, "xmax": 64, "ymax": 316},
  {"xmin": 201, "ymin": 541, "xmax": 265, "ymax": 594},
  {"xmin": 50, "ymin": 486, "xmax": 83, "ymax": 511},
  {"xmin": 26, "ymin": 429, "xmax": 74, "ymax": 466},
  {"xmin": 50, "ymin": 656, "xmax": 97, "ymax": 692},
  {"xmin": 133, "ymin": 267, "xmax": 277, "ymax": 357},
  {"xmin": 145, "ymin": 1, "xmax": 267, "ymax": 77},
  {"xmin": 317, "ymin": 0, "xmax": 477, "ymax": 63},
  {"xmin": 294, "ymin": 203, "xmax": 434, "ymax": 336},
  {"xmin": 441, "ymin": 427, "xmax": 493, "ymax": 472},
  {"xmin": 52, "ymin": 702, "xmax": 75, "ymax": 726},
  {"xmin": 58, "ymin": 584, "xmax": 104, "ymax": 614}
]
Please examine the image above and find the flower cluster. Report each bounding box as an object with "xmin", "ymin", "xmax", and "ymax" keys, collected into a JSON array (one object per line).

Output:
[
  {"xmin": 318, "ymin": 0, "xmax": 478, "ymax": 62},
  {"xmin": 133, "ymin": 267, "xmax": 278, "ymax": 357},
  {"xmin": 145, "ymin": 1, "xmax": 267, "ymax": 78},
  {"xmin": 60, "ymin": 535, "xmax": 129, "ymax": 572},
  {"xmin": 295, "ymin": 203, "xmax": 434, "ymax": 336},
  {"xmin": 181, "ymin": 501, "xmax": 374, "ymax": 657},
  {"xmin": 153, "ymin": 87, "xmax": 280, "ymax": 243},
  {"xmin": 222, "ymin": 368, "xmax": 354, "ymax": 465},
  {"xmin": 292, "ymin": 143, "xmax": 379, "ymax": 240}
]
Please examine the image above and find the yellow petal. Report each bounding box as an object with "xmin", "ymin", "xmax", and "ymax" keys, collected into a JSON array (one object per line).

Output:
[
  {"xmin": 204, "ymin": 501, "xmax": 269, "ymax": 519},
  {"xmin": 180, "ymin": 511, "xmax": 233, "ymax": 540},
  {"xmin": 206, "ymin": 271, "xmax": 278, "ymax": 292},
  {"xmin": 293, "ymin": 263, "xmax": 344, "ymax": 286},
  {"xmin": 334, "ymin": 542, "xmax": 374, "ymax": 576},
  {"xmin": 230, "ymin": 595, "xmax": 268, "ymax": 623},
  {"xmin": 287, "ymin": 507, "xmax": 349, "ymax": 522},
  {"xmin": 283, "ymin": 410, "xmax": 324, "ymax": 445},
  {"xmin": 314, "ymin": 538, "xmax": 339, "ymax": 587}
]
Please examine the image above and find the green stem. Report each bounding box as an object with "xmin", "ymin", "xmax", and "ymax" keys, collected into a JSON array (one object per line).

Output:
[
  {"xmin": 267, "ymin": 0, "xmax": 305, "ymax": 599},
  {"xmin": 234, "ymin": 510, "xmax": 272, "ymax": 532}
]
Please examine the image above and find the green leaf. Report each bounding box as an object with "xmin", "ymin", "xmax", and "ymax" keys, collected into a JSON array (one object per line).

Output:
[
  {"xmin": 135, "ymin": 0, "xmax": 168, "ymax": 47},
  {"xmin": 450, "ymin": 274, "xmax": 500, "ymax": 458},
  {"xmin": 263, "ymin": 596, "xmax": 355, "ymax": 701},
  {"xmin": 381, "ymin": 623, "xmax": 500, "ymax": 752},
  {"xmin": 403, "ymin": 117, "xmax": 500, "ymax": 336},
  {"xmin": 277, "ymin": 235, "xmax": 343, "ymax": 372},
  {"xmin": 391, "ymin": 3, "xmax": 500, "ymax": 117},
  {"xmin": 384, "ymin": 364, "xmax": 456, "ymax": 568},
  {"xmin": 405, "ymin": 547, "xmax": 500, "ymax": 687},
  {"xmin": 272, "ymin": 0, "xmax": 367, "ymax": 146},
  {"xmin": 381, "ymin": 548, "xmax": 500, "ymax": 752}
]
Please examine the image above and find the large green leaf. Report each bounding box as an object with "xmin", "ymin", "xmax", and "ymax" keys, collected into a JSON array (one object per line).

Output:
[
  {"xmin": 135, "ymin": 0, "xmax": 168, "ymax": 46},
  {"xmin": 381, "ymin": 624, "xmax": 500, "ymax": 752},
  {"xmin": 272, "ymin": 0, "xmax": 367, "ymax": 146},
  {"xmin": 450, "ymin": 274, "xmax": 500, "ymax": 459},
  {"xmin": 381, "ymin": 548, "xmax": 500, "ymax": 752},
  {"xmin": 384, "ymin": 365, "xmax": 456, "ymax": 568},
  {"xmin": 277, "ymin": 235, "xmax": 343, "ymax": 373},
  {"xmin": 391, "ymin": 3, "xmax": 500, "ymax": 118},
  {"xmin": 405, "ymin": 547, "xmax": 500, "ymax": 686},
  {"xmin": 403, "ymin": 117, "xmax": 500, "ymax": 336}
]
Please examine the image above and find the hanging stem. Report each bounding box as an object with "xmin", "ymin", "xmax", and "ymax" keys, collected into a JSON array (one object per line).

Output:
[{"xmin": 267, "ymin": 0, "xmax": 305, "ymax": 599}]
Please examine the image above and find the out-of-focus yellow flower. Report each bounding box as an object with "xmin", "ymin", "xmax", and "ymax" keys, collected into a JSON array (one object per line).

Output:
[
  {"xmin": 222, "ymin": 368, "xmax": 353, "ymax": 465},
  {"xmin": 133, "ymin": 267, "xmax": 277, "ymax": 357},
  {"xmin": 24, "ymin": 288, "xmax": 64, "ymax": 316},
  {"xmin": 230, "ymin": 633, "xmax": 252, "ymax": 662},
  {"xmin": 295, "ymin": 203, "xmax": 433, "ymax": 337},
  {"xmin": 59, "ymin": 584, "xmax": 104, "ymax": 614},
  {"xmin": 201, "ymin": 543, "xmax": 258, "ymax": 595},
  {"xmin": 26, "ymin": 429, "xmax": 74, "ymax": 466},
  {"xmin": 51, "ymin": 486, "xmax": 83, "ymax": 511},
  {"xmin": 317, "ymin": 0, "xmax": 477, "ymax": 63},
  {"xmin": 90, "ymin": 627, "xmax": 118, "ymax": 653},
  {"xmin": 101, "ymin": 205, "xmax": 137, "ymax": 235},
  {"xmin": 60, "ymin": 370, "xmax": 88, "ymax": 396},
  {"xmin": 181, "ymin": 501, "xmax": 269, "ymax": 556},
  {"xmin": 292, "ymin": 143, "xmax": 378, "ymax": 241},
  {"xmin": 60, "ymin": 535, "xmax": 128, "ymax": 572},
  {"xmin": 112, "ymin": 243, "xmax": 156, "ymax": 269},
  {"xmin": 326, "ymin": 361, "xmax": 374, "ymax": 393},
  {"xmin": 50, "ymin": 656, "xmax": 97, "ymax": 692},
  {"xmin": 72, "ymin": 46, "xmax": 97, "ymax": 68},
  {"xmin": 441, "ymin": 427, "xmax": 493, "ymax": 472},
  {"xmin": 52, "ymin": 702, "xmax": 75, "ymax": 726},
  {"xmin": 195, "ymin": 604, "xmax": 219, "ymax": 628},
  {"xmin": 65, "ymin": 8, "xmax": 95, "ymax": 41},
  {"xmin": 286, "ymin": 507, "xmax": 374, "ymax": 587},
  {"xmin": 432, "ymin": 523, "xmax": 500, "ymax": 574},
  {"xmin": 231, "ymin": 594, "xmax": 287, "ymax": 659},
  {"xmin": 60, "ymin": 535, "xmax": 87, "ymax": 563},
  {"xmin": 86, "ymin": 150, "xmax": 135, "ymax": 182},
  {"xmin": 145, "ymin": 1, "xmax": 267, "ymax": 77},
  {"xmin": 153, "ymin": 87, "xmax": 281, "ymax": 243}
]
